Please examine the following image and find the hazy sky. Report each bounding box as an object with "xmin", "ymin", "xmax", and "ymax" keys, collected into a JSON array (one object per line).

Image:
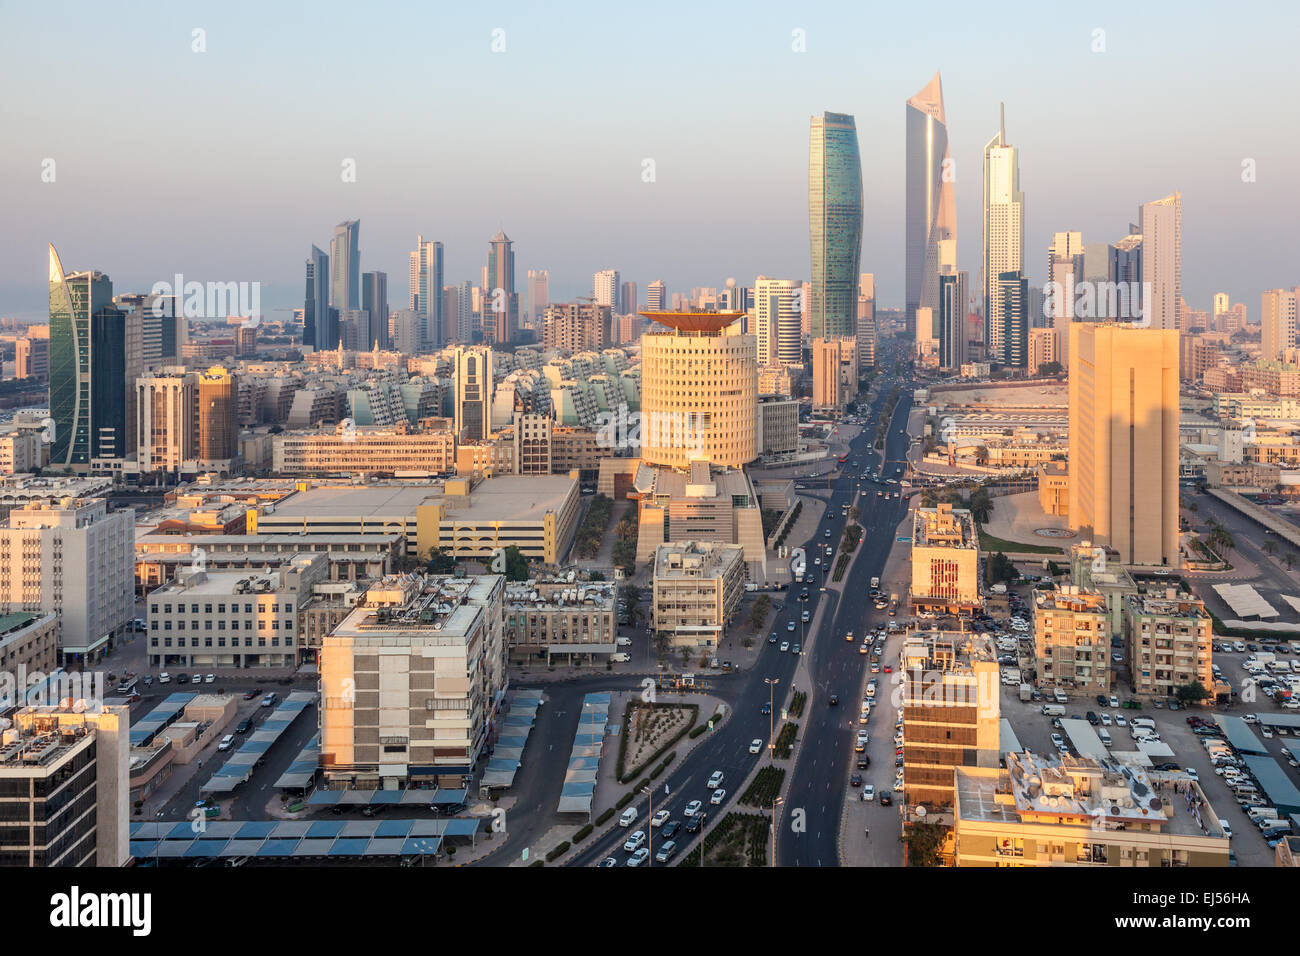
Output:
[{"xmin": 2, "ymin": 0, "xmax": 1296, "ymax": 321}]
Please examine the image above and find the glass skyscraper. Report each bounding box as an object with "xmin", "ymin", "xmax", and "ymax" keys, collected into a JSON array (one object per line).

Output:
[
  {"xmin": 906, "ymin": 73, "xmax": 956, "ymax": 341},
  {"xmin": 304, "ymin": 244, "xmax": 333, "ymax": 351},
  {"xmin": 48, "ymin": 244, "xmax": 126, "ymax": 467},
  {"xmin": 809, "ymin": 111, "xmax": 863, "ymax": 341},
  {"xmin": 330, "ymin": 219, "xmax": 360, "ymax": 312}
]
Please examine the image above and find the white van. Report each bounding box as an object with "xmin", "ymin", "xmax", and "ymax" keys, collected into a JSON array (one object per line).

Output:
[
  {"xmin": 1247, "ymin": 806, "xmax": 1279, "ymax": 822},
  {"xmin": 611, "ymin": 653, "xmax": 630, "ymax": 663},
  {"xmin": 1097, "ymin": 729, "xmax": 1112, "ymax": 746},
  {"xmin": 619, "ymin": 807, "xmax": 638, "ymax": 827},
  {"xmin": 1130, "ymin": 717, "xmax": 1156, "ymax": 731}
]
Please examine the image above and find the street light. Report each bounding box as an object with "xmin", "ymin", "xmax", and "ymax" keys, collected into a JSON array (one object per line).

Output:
[
  {"xmin": 764, "ymin": 677, "xmax": 780, "ymax": 761},
  {"xmin": 640, "ymin": 784, "xmax": 653, "ymax": 867},
  {"xmin": 770, "ymin": 796, "xmax": 784, "ymax": 867}
]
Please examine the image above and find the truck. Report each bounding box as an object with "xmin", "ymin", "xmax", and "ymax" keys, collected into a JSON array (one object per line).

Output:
[
  {"xmin": 1019, "ymin": 682, "xmax": 1033, "ymax": 702},
  {"xmin": 870, "ymin": 576, "xmax": 880, "ymax": 590},
  {"xmin": 1041, "ymin": 704, "xmax": 1065, "ymax": 716}
]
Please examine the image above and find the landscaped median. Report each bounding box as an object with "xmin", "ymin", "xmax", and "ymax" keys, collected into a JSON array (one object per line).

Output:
[{"xmin": 616, "ymin": 700, "xmax": 698, "ymax": 783}]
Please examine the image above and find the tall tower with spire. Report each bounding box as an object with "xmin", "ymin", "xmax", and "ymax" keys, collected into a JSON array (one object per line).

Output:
[
  {"xmin": 905, "ymin": 73, "xmax": 957, "ymax": 342},
  {"xmin": 982, "ymin": 103, "xmax": 1024, "ymax": 362}
]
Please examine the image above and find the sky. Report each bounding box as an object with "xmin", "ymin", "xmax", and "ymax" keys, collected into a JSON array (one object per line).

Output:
[{"xmin": 1, "ymin": 0, "xmax": 1297, "ymax": 322}]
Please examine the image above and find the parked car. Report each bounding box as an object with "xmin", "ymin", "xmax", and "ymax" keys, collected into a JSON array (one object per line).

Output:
[{"xmin": 217, "ymin": 734, "xmax": 235, "ymax": 751}]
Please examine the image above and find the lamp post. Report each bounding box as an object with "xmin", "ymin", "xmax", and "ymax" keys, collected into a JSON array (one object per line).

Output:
[
  {"xmin": 641, "ymin": 784, "xmax": 653, "ymax": 867},
  {"xmin": 770, "ymin": 796, "xmax": 784, "ymax": 867},
  {"xmin": 764, "ymin": 677, "xmax": 780, "ymax": 761}
]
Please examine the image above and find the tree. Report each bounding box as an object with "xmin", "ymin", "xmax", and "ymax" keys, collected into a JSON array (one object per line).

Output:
[
  {"xmin": 502, "ymin": 545, "xmax": 531, "ymax": 582},
  {"xmin": 623, "ymin": 583, "xmax": 643, "ymax": 605},
  {"xmin": 901, "ymin": 821, "xmax": 947, "ymax": 867},
  {"xmin": 1175, "ymin": 681, "xmax": 1211, "ymax": 705},
  {"xmin": 427, "ymin": 547, "xmax": 457, "ymax": 574},
  {"xmin": 986, "ymin": 552, "xmax": 1017, "ymax": 586},
  {"xmin": 1287, "ymin": 552, "xmax": 1297, "ymax": 572}
]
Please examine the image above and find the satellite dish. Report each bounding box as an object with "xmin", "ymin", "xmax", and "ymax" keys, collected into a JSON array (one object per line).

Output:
[{"xmin": 914, "ymin": 805, "xmax": 926, "ymax": 818}]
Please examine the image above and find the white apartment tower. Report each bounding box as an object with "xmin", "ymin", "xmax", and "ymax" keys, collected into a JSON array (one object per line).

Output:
[
  {"xmin": 754, "ymin": 277, "xmax": 802, "ymax": 367},
  {"xmin": 593, "ymin": 269, "xmax": 620, "ymax": 312},
  {"xmin": 982, "ymin": 105, "xmax": 1023, "ymax": 360},
  {"xmin": 1139, "ymin": 193, "xmax": 1182, "ymax": 332}
]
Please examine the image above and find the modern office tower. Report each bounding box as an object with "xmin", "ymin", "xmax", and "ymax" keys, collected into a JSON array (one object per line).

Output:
[
  {"xmin": 900, "ymin": 630, "xmax": 1000, "ymax": 817},
  {"xmin": 621, "ymin": 281, "xmax": 637, "ymax": 316},
  {"xmin": 135, "ymin": 368, "xmax": 197, "ymax": 473},
  {"xmin": 914, "ymin": 307, "xmax": 936, "ymax": 360},
  {"xmin": 15, "ymin": 330, "xmax": 50, "ymax": 381},
  {"xmin": 453, "ymin": 345, "xmax": 493, "ymax": 441},
  {"xmin": 361, "ymin": 271, "xmax": 389, "ymax": 350},
  {"xmin": 1068, "ymin": 323, "xmax": 1179, "ymax": 566},
  {"xmin": 938, "ymin": 270, "xmax": 969, "ymax": 371},
  {"xmin": 910, "ymin": 504, "xmax": 981, "ymax": 615},
  {"xmin": 906, "ymin": 72, "xmax": 956, "ymax": 340},
  {"xmin": 408, "ymin": 236, "xmax": 444, "ymax": 349},
  {"xmin": 1109, "ymin": 233, "xmax": 1144, "ymax": 322},
  {"xmin": 808, "ymin": 111, "xmax": 864, "ymax": 340},
  {"xmin": 982, "ymin": 105, "xmax": 1023, "ymax": 359},
  {"xmin": 527, "ymin": 268, "xmax": 550, "ymax": 325},
  {"xmin": 485, "ymin": 230, "xmax": 519, "ymax": 345},
  {"xmin": 1261, "ymin": 289, "xmax": 1299, "ymax": 362},
  {"xmin": 439, "ymin": 286, "xmax": 458, "ymax": 345},
  {"xmin": 48, "ymin": 245, "xmax": 128, "ymax": 468},
  {"xmin": 1047, "ymin": 231, "xmax": 1084, "ymax": 367},
  {"xmin": 1213, "ymin": 291, "xmax": 1230, "ymax": 320},
  {"xmin": 593, "ymin": 269, "xmax": 620, "ymax": 312},
  {"xmin": 542, "ymin": 303, "xmax": 612, "ymax": 352},
  {"xmin": 113, "ymin": 293, "xmax": 185, "ymax": 371},
  {"xmin": 1083, "ymin": 242, "xmax": 1110, "ymax": 288},
  {"xmin": 337, "ymin": 310, "xmax": 370, "ymax": 351},
  {"xmin": 0, "ymin": 495, "xmax": 134, "ymax": 667},
  {"xmin": 304, "ymin": 244, "xmax": 333, "ymax": 351},
  {"xmin": 638, "ymin": 311, "xmax": 756, "ymax": 469},
  {"xmin": 857, "ymin": 273, "xmax": 877, "ymax": 370},
  {"xmin": 197, "ymin": 365, "xmax": 238, "ymax": 468},
  {"xmin": 753, "ymin": 277, "xmax": 802, "ymax": 367},
  {"xmin": 330, "ymin": 219, "xmax": 360, "ymax": 312},
  {"xmin": 457, "ymin": 280, "xmax": 475, "ymax": 343},
  {"xmin": 1032, "ymin": 586, "xmax": 1111, "ymax": 698},
  {"xmin": 646, "ymin": 280, "xmax": 666, "ymax": 311},
  {"xmin": 321, "ymin": 573, "xmax": 507, "ymax": 788},
  {"xmin": 997, "ymin": 271, "xmax": 1029, "ymax": 368},
  {"xmin": 1139, "ymin": 193, "xmax": 1181, "ymax": 331},
  {"xmin": 0, "ymin": 705, "xmax": 130, "ymax": 867},
  {"xmin": 391, "ymin": 309, "xmax": 420, "ymax": 355},
  {"xmin": 1122, "ymin": 587, "xmax": 1214, "ymax": 701}
]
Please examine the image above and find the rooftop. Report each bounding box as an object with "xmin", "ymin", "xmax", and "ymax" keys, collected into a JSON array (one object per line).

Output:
[
  {"xmin": 330, "ymin": 573, "xmax": 503, "ymax": 644},
  {"xmin": 912, "ymin": 504, "xmax": 977, "ymax": 549},
  {"xmin": 654, "ymin": 541, "xmax": 744, "ymax": 579},
  {"xmin": 639, "ymin": 310, "xmax": 743, "ymax": 334}
]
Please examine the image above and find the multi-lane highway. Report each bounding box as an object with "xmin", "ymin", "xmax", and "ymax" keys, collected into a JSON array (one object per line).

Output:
[{"xmin": 567, "ymin": 352, "xmax": 917, "ymax": 867}]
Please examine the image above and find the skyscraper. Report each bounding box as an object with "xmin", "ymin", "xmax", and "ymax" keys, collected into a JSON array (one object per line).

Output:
[
  {"xmin": 593, "ymin": 269, "xmax": 620, "ymax": 312},
  {"xmin": 197, "ymin": 366, "xmax": 238, "ymax": 468},
  {"xmin": 409, "ymin": 236, "xmax": 444, "ymax": 349},
  {"xmin": 1047, "ymin": 231, "xmax": 1085, "ymax": 368},
  {"xmin": 485, "ymin": 230, "xmax": 518, "ymax": 345},
  {"xmin": 1068, "ymin": 323, "xmax": 1179, "ymax": 566},
  {"xmin": 754, "ymin": 277, "xmax": 802, "ymax": 367},
  {"xmin": 1139, "ymin": 193, "xmax": 1181, "ymax": 331},
  {"xmin": 906, "ymin": 73, "xmax": 956, "ymax": 340},
  {"xmin": 646, "ymin": 280, "xmax": 666, "ymax": 311},
  {"xmin": 453, "ymin": 345, "xmax": 493, "ymax": 441},
  {"xmin": 997, "ymin": 271, "xmax": 1029, "ymax": 368},
  {"xmin": 1110, "ymin": 233, "xmax": 1144, "ymax": 322},
  {"xmin": 982, "ymin": 105, "xmax": 1023, "ymax": 360},
  {"xmin": 304, "ymin": 245, "xmax": 332, "ymax": 351},
  {"xmin": 1261, "ymin": 289, "xmax": 1300, "ymax": 362},
  {"xmin": 938, "ymin": 270, "xmax": 969, "ymax": 371},
  {"xmin": 362, "ymin": 271, "xmax": 388, "ymax": 350},
  {"xmin": 856, "ymin": 273, "xmax": 876, "ymax": 371},
  {"xmin": 809, "ymin": 111, "xmax": 863, "ymax": 340},
  {"xmin": 621, "ymin": 281, "xmax": 637, "ymax": 316},
  {"xmin": 527, "ymin": 269, "xmax": 550, "ymax": 325},
  {"xmin": 48, "ymin": 245, "xmax": 127, "ymax": 467},
  {"xmin": 330, "ymin": 219, "xmax": 360, "ymax": 312}
]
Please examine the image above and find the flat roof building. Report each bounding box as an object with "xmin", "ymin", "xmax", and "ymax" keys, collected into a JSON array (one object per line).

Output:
[
  {"xmin": 502, "ymin": 575, "xmax": 617, "ymax": 664},
  {"xmin": 1032, "ymin": 585, "xmax": 1111, "ymax": 698},
  {"xmin": 910, "ymin": 504, "xmax": 981, "ymax": 614},
  {"xmin": 652, "ymin": 541, "xmax": 745, "ymax": 649}
]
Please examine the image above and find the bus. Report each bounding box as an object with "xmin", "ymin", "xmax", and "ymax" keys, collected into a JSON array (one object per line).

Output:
[{"xmin": 838, "ymin": 454, "xmax": 849, "ymax": 464}]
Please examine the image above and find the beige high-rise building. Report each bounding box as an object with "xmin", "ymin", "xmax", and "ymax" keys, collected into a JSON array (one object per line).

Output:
[
  {"xmin": 1067, "ymin": 324, "xmax": 1179, "ymax": 566},
  {"xmin": 197, "ymin": 366, "xmax": 238, "ymax": 468},
  {"xmin": 1139, "ymin": 193, "xmax": 1182, "ymax": 332},
  {"xmin": 856, "ymin": 273, "xmax": 876, "ymax": 370},
  {"xmin": 1123, "ymin": 587, "xmax": 1214, "ymax": 700},
  {"xmin": 1261, "ymin": 289, "xmax": 1299, "ymax": 363},
  {"xmin": 910, "ymin": 504, "xmax": 981, "ymax": 614},
  {"xmin": 639, "ymin": 311, "xmax": 756, "ymax": 469},
  {"xmin": 812, "ymin": 337, "xmax": 842, "ymax": 411},
  {"xmin": 136, "ymin": 368, "xmax": 198, "ymax": 474},
  {"xmin": 1028, "ymin": 327, "xmax": 1057, "ymax": 374},
  {"xmin": 1032, "ymin": 585, "xmax": 1110, "ymax": 698}
]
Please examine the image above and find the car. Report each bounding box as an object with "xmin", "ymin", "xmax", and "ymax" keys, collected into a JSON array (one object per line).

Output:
[
  {"xmin": 768, "ymin": 632, "xmax": 777, "ymax": 644},
  {"xmin": 655, "ymin": 841, "xmax": 678, "ymax": 863},
  {"xmin": 235, "ymin": 718, "xmax": 253, "ymax": 735},
  {"xmin": 662, "ymin": 820, "xmax": 681, "ymax": 840},
  {"xmin": 801, "ymin": 610, "xmax": 810, "ymax": 622},
  {"xmin": 598, "ymin": 857, "xmax": 618, "ymax": 867},
  {"xmin": 750, "ymin": 738, "xmax": 764, "ymax": 754},
  {"xmin": 627, "ymin": 847, "xmax": 651, "ymax": 867},
  {"xmin": 792, "ymin": 644, "xmax": 801, "ymax": 655},
  {"xmin": 651, "ymin": 809, "xmax": 670, "ymax": 828},
  {"xmin": 786, "ymin": 622, "xmax": 796, "ymax": 633},
  {"xmin": 880, "ymin": 793, "xmax": 893, "ymax": 806},
  {"xmin": 685, "ymin": 812, "xmax": 706, "ymax": 833},
  {"xmin": 176, "ymin": 673, "xmax": 189, "ymax": 685},
  {"xmin": 707, "ymin": 771, "xmax": 724, "ymax": 789},
  {"xmin": 829, "ymin": 693, "xmax": 839, "ymax": 706},
  {"xmin": 1184, "ymin": 768, "xmax": 1199, "ymax": 781},
  {"xmin": 893, "ymin": 778, "xmax": 904, "ymax": 792},
  {"xmin": 870, "ymin": 662, "xmax": 879, "ymax": 672},
  {"xmin": 861, "ymin": 645, "xmax": 870, "ymax": 656},
  {"xmin": 862, "ymin": 783, "xmax": 875, "ymax": 802},
  {"xmin": 1051, "ymin": 733, "xmax": 1064, "ymax": 748},
  {"xmin": 1262, "ymin": 726, "xmax": 1275, "ymax": 738},
  {"xmin": 204, "ymin": 674, "xmax": 215, "ymax": 684},
  {"xmin": 1100, "ymin": 713, "xmax": 1112, "ymax": 726},
  {"xmin": 760, "ymin": 702, "xmax": 771, "ymax": 716},
  {"xmin": 850, "ymin": 772, "xmax": 863, "ymax": 788},
  {"xmin": 779, "ymin": 641, "xmax": 790, "ymax": 652},
  {"xmin": 710, "ymin": 788, "xmax": 727, "ymax": 805},
  {"xmin": 623, "ymin": 830, "xmax": 646, "ymax": 852},
  {"xmin": 1114, "ymin": 714, "xmax": 1126, "ymax": 726},
  {"xmin": 856, "ymin": 755, "xmax": 870, "ymax": 769},
  {"xmin": 682, "ymin": 800, "xmax": 704, "ymax": 819},
  {"xmin": 619, "ymin": 807, "xmax": 638, "ymax": 827},
  {"xmin": 261, "ymin": 693, "xmax": 277, "ymax": 708},
  {"xmin": 218, "ymin": 734, "xmax": 235, "ymax": 751},
  {"xmin": 1243, "ymin": 714, "xmax": 1259, "ymax": 724},
  {"xmin": 192, "ymin": 674, "xmax": 203, "ymax": 685},
  {"xmin": 883, "ymin": 665, "xmax": 892, "ymax": 673},
  {"xmin": 616, "ymin": 637, "xmax": 632, "ymax": 647}
]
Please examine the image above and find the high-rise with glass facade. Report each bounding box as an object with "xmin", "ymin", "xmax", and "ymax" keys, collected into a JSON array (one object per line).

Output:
[
  {"xmin": 486, "ymin": 230, "xmax": 518, "ymax": 345},
  {"xmin": 330, "ymin": 219, "xmax": 360, "ymax": 312},
  {"xmin": 906, "ymin": 73, "xmax": 957, "ymax": 342},
  {"xmin": 809, "ymin": 112, "xmax": 863, "ymax": 341},
  {"xmin": 408, "ymin": 236, "xmax": 443, "ymax": 349},
  {"xmin": 304, "ymin": 244, "xmax": 333, "ymax": 351},
  {"xmin": 48, "ymin": 245, "xmax": 126, "ymax": 468},
  {"xmin": 982, "ymin": 106, "xmax": 1023, "ymax": 360}
]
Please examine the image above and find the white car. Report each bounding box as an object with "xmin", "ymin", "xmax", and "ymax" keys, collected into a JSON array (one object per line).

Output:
[
  {"xmin": 683, "ymin": 800, "xmax": 703, "ymax": 818},
  {"xmin": 780, "ymin": 642, "xmax": 790, "ymax": 653},
  {"xmin": 619, "ymin": 807, "xmax": 638, "ymax": 827},
  {"xmin": 1114, "ymin": 714, "xmax": 1126, "ymax": 726},
  {"xmin": 626, "ymin": 847, "xmax": 650, "ymax": 867},
  {"xmin": 1219, "ymin": 819, "xmax": 1233, "ymax": 839},
  {"xmin": 856, "ymin": 731, "xmax": 870, "ymax": 746},
  {"xmin": 217, "ymin": 734, "xmax": 235, "ymax": 751},
  {"xmin": 1099, "ymin": 713, "xmax": 1112, "ymax": 726},
  {"xmin": 710, "ymin": 788, "xmax": 726, "ymax": 805},
  {"xmin": 1262, "ymin": 726, "xmax": 1275, "ymax": 739},
  {"xmin": 749, "ymin": 739, "xmax": 764, "ymax": 754},
  {"xmin": 650, "ymin": 810, "xmax": 670, "ymax": 828},
  {"xmin": 1108, "ymin": 696, "xmax": 1119, "ymax": 708},
  {"xmin": 707, "ymin": 771, "xmax": 724, "ymax": 789},
  {"xmin": 623, "ymin": 830, "xmax": 646, "ymax": 852}
]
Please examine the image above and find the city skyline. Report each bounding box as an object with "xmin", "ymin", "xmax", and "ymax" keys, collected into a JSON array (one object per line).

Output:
[{"xmin": 4, "ymin": 3, "xmax": 1298, "ymax": 321}]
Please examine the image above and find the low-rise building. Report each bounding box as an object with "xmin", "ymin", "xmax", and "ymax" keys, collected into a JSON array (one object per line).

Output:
[
  {"xmin": 1123, "ymin": 587, "xmax": 1214, "ymax": 701},
  {"xmin": 502, "ymin": 575, "xmax": 617, "ymax": 664},
  {"xmin": 1037, "ymin": 461, "xmax": 1069, "ymax": 516},
  {"xmin": 273, "ymin": 423, "xmax": 455, "ymax": 476},
  {"xmin": 652, "ymin": 541, "xmax": 745, "ymax": 649},
  {"xmin": 0, "ymin": 612, "xmax": 59, "ymax": 696},
  {"xmin": 319, "ymin": 573, "xmax": 507, "ymax": 788},
  {"xmin": 953, "ymin": 752, "xmax": 1229, "ymax": 867},
  {"xmin": 1032, "ymin": 585, "xmax": 1110, "ymax": 698}
]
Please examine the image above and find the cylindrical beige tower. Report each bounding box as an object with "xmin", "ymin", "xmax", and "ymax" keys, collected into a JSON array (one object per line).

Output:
[{"xmin": 639, "ymin": 312, "xmax": 757, "ymax": 469}]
